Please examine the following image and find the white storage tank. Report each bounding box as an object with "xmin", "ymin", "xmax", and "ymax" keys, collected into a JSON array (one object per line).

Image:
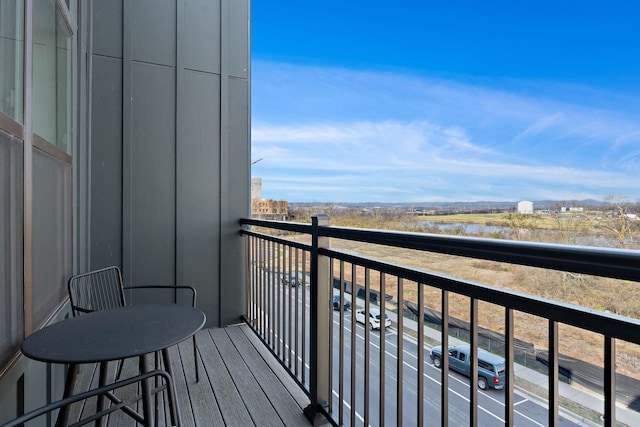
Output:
[{"xmin": 517, "ymin": 201, "xmax": 534, "ymax": 214}]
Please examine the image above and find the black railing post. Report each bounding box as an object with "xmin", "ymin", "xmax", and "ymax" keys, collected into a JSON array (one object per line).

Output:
[
  {"xmin": 304, "ymin": 214, "xmax": 331, "ymax": 425},
  {"xmin": 604, "ymin": 336, "xmax": 616, "ymax": 427}
]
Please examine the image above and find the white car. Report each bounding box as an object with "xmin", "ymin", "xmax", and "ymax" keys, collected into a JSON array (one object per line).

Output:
[{"xmin": 355, "ymin": 308, "xmax": 391, "ymax": 329}]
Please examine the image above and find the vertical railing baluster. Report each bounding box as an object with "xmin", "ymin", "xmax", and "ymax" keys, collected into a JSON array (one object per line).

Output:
[
  {"xmin": 328, "ymin": 258, "xmax": 334, "ymax": 415},
  {"xmin": 364, "ymin": 268, "xmax": 371, "ymax": 427},
  {"xmin": 253, "ymin": 236, "xmax": 258, "ymax": 327},
  {"xmin": 280, "ymin": 242, "xmax": 285, "ymax": 357},
  {"xmin": 270, "ymin": 242, "xmax": 274, "ymax": 352},
  {"xmin": 396, "ymin": 277, "xmax": 404, "ymax": 427},
  {"xmin": 280, "ymin": 241, "xmax": 283, "ymax": 356},
  {"xmin": 302, "ymin": 250, "xmax": 307, "ymax": 387},
  {"xmin": 288, "ymin": 246, "xmax": 293, "ymax": 368},
  {"xmin": 604, "ymin": 335, "xmax": 616, "ymax": 427},
  {"xmin": 259, "ymin": 238, "xmax": 265, "ymax": 337},
  {"xmin": 417, "ymin": 283, "xmax": 424, "ymax": 426},
  {"xmin": 338, "ymin": 260, "xmax": 345, "ymax": 426},
  {"xmin": 247, "ymin": 235, "xmax": 251, "ymax": 325},
  {"xmin": 441, "ymin": 289, "xmax": 449, "ymax": 427},
  {"xmin": 350, "ymin": 263, "xmax": 357, "ymax": 427},
  {"xmin": 294, "ymin": 247, "xmax": 300, "ymax": 378},
  {"xmin": 379, "ymin": 273, "xmax": 386, "ymax": 426},
  {"xmin": 470, "ymin": 298, "xmax": 478, "ymax": 427},
  {"xmin": 255, "ymin": 238, "xmax": 259, "ymax": 332},
  {"xmin": 276, "ymin": 244, "xmax": 291, "ymax": 363},
  {"xmin": 245, "ymin": 235, "xmax": 249, "ymax": 321},
  {"xmin": 505, "ymin": 308, "xmax": 514, "ymax": 426},
  {"xmin": 279, "ymin": 243, "xmax": 284, "ymax": 359},
  {"xmin": 279, "ymin": 241, "xmax": 283, "ymax": 355},
  {"xmin": 263, "ymin": 239, "xmax": 268, "ymax": 344},
  {"xmin": 262, "ymin": 239, "xmax": 267, "ymax": 341},
  {"xmin": 283, "ymin": 242, "xmax": 287, "ymax": 354},
  {"xmin": 274, "ymin": 240, "xmax": 278, "ymax": 346},
  {"xmin": 271, "ymin": 240, "xmax": 276, "ymax": 351},
  {"xmin": 549, "ymin": 320, "xmax": 559, "ymax": 427}
]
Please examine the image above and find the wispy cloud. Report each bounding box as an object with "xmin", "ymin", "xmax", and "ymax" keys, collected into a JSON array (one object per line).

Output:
[
  {"xmin": 515, "ymin": 113, "xmax": 566, "ymax": 139},
  {"xmin": 252, "ymin": 61, "xmax": 640, "ymax": 202}
]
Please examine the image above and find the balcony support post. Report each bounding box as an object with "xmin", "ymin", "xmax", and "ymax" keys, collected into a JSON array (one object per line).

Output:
[{"xmin": 304, "ymin": 214, "xmax": 331, "ymax": 425}]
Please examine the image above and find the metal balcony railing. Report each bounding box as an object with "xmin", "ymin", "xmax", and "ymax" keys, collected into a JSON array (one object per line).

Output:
[{"xmin": 240, "ymin": 215, "xmax": 640, "ymax": 427}]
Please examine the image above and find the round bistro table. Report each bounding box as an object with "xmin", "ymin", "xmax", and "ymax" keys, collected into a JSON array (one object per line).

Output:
[{"xmin": 21, "ymin": 303, "xmax": 206, "ymax": 427}]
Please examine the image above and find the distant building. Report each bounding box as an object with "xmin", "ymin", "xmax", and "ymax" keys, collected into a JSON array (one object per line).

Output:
[
  {"xmin": 517, "ymin": 201, "xmax": 534, "ymax": 214},
  {"xmin": 251, "ymin": 177, "xmax": 262, "ymax": 200},
  {"xmin": 252, "ymin": 199, "xmax": 289, "ymax": 220},
  {"xmin": 250, "ymin": 177, "xmax": 288, "ymax": 219},
  {"xmin": 561, "ymin": 206, "xmax": 584, "ymax": 212}
]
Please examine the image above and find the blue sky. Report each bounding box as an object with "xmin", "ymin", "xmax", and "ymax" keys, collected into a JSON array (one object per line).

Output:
[{"xmin": 250, "ymin": 1, "xmax": 640, "ymax": 203}]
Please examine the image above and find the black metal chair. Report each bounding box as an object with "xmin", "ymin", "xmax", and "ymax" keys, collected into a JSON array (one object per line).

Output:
[
  {"xmin": 0, "ymin": 370, "xmax": 177, "ymax": 427},
  {"xmin": 68, "ymin": 266, "xmax": 200, "ymax": 382}
]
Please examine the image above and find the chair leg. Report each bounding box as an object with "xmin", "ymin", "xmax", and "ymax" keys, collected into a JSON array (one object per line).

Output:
[
  {"xmin": 193, "ymin": 335, "xmax": 199, "ymax": 383},
  {"xmin": 54, "ymin": 363, "xmax": 79, "ymax": 427},
  {"xmin": 154, "ymin": 351, "xmax": 161, "ymax": 420},
  {"xmin": 161, "ymin": 348, "xmax": 181, "ymax": 426},
  {"xmin": 114, "ymin": 358, "xmax": 125, "ymax": 381}
]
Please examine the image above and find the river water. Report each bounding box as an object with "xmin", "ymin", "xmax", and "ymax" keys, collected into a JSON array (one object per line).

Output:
[{"xmin": 417, "ymin": 221, "xmax": 504, "ymax": 235}]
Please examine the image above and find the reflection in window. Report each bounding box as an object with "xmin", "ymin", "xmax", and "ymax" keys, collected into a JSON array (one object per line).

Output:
[
  {"xmin": 0, "ymin": 129, "xmax": 24, "ymax": 367},
  {"xmin": 33, "ymin": 0, "xmax": 72, "ymax": 153},
  {"xmin": 0, "ymin": 0, "xmax": 24, "ymax": 123}
]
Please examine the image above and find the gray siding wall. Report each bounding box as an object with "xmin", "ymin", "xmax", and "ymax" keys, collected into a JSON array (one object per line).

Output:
[
  {"xmin": 87, "ymin": 0, "xmax": 250, "ymax": 327},
  {"xmin": 89, "ymin": 55, "xmax": 123, "ymax": 269}
]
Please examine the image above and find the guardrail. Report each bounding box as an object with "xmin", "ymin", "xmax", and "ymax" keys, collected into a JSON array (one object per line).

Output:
[{"xmin": 240, "ymin": 215, "xmax": 640, "ymax": 427}]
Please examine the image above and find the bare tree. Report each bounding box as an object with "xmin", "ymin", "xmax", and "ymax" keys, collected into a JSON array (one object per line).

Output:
[
  {"xmin": 597, "ymin": 195, "xmax": 640, "ymax": 248},
  {"xmin": 500, "ymin": 212, "xmax": 540, "ymax": 241},
  {"xmin": 549, "ymin": 202, "xmax": 591, "ymax": 245}
]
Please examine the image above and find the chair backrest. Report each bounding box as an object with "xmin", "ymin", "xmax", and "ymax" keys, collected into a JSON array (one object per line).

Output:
[{"xmin": 68, "ymin": 266, "xmax": 126, "ymax": 316}]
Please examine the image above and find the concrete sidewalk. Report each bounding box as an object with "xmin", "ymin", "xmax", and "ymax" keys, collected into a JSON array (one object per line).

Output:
[{"xmin": 513, "ymin": 362, "xmax": 639, "ymax": 427}]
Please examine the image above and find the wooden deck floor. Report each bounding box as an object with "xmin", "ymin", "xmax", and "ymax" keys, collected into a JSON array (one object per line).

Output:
[{"xmin": 68, "ymin": 324, "xmax": 312, "ymax": 426}]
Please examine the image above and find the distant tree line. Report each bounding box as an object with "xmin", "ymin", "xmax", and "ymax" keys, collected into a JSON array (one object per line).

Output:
[{"xmin": 289, "ymin": 196, "xmax": 640, "ymax": 249}]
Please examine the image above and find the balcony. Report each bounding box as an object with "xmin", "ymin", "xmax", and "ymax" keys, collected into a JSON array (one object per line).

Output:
[
  {"xmin": 238, "ymin": 215, "xmax": 640, "ymax": 427},
  {"xmin": 37, "ymin": 215, "xmax": 640, "ymax": 427}
]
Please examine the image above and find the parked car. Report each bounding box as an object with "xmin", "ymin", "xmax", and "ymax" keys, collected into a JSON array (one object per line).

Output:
[
  {"xmin": 429, "ymin": 344, "xmax": 506, "ymax": 390},
  {"xmin": 281, "ymin": 275, "xmax": 301, "ymax": 287},
  {"xmin": 355, "ymin": 308, "xmax": 391, "ymax": 329},
  {"xmin": 332, "ymin": 295, "xmax": 351, "ymax": 310}
]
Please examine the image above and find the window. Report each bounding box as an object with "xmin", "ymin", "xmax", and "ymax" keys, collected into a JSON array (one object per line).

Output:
[
  {"xmin": 478, "ymin": 360, "xmax": 492, "ymax": 371},
  {"xmin": 0, "ymin": 0, "xmax": 24, "ymax": 370},
  {"xmin": 0, "ymin": 129, "xmax": 24, "ymax": 367},
  {"xmin": 33, "ymin": 0, "xmax": 72, "ymax": 153},
  {"xmin": 0, "ymin": 0, "xmax": 24, "ymax": 123},
  {"xmin": 0, "ymin": 0, "xmax": 75, "ymax": 368}
]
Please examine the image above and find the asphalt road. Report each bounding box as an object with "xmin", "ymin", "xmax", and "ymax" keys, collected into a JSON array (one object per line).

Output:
[
  {"xmin": 329, "ymin": 309, "xmax": 586, "ymax": 426},
  {"xmin": 266, "ymin": 282, "xmax": 589, "ymax": 426}
]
